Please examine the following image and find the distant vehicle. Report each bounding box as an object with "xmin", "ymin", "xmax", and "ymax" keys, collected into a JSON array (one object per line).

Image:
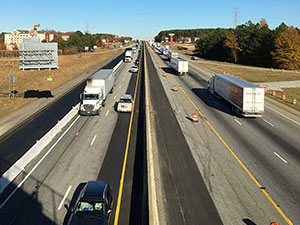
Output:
[
  {"xmin": 135, "ymin": 60, "xmax": 139, "ymax": 65},
  {"xmin": 117, "ymin": 94, "xmax": 133, "ymax": 112},
  {"xmin": 65, "ymin": 181, "xmax": 113, "ymax": 225},
  {"xmin": 124, "ymin": 50, "xmax": 133, "ymax": 62},
  {"xmin": 130, "ymin": 65, "xmax": 138, "ymax": 73},
  {"xmin": 169, "ymin": 57, "xmax": 188, "ymax": 75},
  {"xmin": 132, "ymin": 46, "xmax": 137, "ymax": 53},
  {"xmin": 79, "ymin": 69, "xmax": 114, "ymax": 116},
  {"xmin": 208, "ymin": 73, "xmax": 264, "ymax": 117},
  {"xmin": 191, "ymin": 56, "xmax": 198, "ymax": 60},
  {"xmin": 167, "ymin": 50, "xmax": 178, "ymax": 60}
]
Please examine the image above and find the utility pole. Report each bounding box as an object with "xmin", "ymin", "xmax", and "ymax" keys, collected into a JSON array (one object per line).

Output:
[{"xmin": 234, "ymin": 7, "xmax": 239, "ymax": 28}]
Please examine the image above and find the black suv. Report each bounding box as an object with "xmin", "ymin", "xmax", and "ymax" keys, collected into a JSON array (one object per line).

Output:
[{"xmin": 65, "ymin": 181, "xmax": 113, "ymax": 225}]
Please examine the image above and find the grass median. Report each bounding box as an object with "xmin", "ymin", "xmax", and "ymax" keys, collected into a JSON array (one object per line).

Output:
[{"xmin": 0, "ymin": 49, "xmax": 122, "ymax": 119}]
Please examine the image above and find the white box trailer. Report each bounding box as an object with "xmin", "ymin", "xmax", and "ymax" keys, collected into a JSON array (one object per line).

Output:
[
  {"xmin": 79, "ymin": 69, "xmax": 115, "ymax": 115},
  {"xmin": 208, "ymin": 73, "xmax": 264, "ymax": 117},
  {"xmin": 170, "ymin": 57, "xmax": 188, "ymax": 75}
]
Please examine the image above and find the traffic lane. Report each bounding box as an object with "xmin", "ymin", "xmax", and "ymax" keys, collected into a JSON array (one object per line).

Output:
[
  {"xmin": 96, "ymin": 56, "xmax": 141, "ymax": 225},
  {"xmin": 172, "ymin": 70, "xmax": 298, "ymax": 224},
  {"xmin": 146, "ymin": 47, "xmax": 223, "ymax": 225},
  {"xmin": 0, "ymin": 57, "xmax": 134, "ymax": 225},
  {"xmin": 149, "ymin": 47, "xmax": 289, "ymax": 224},
  {"xmin": 0, "ymin": 51, "xmax": 125, "ymax": 175}
]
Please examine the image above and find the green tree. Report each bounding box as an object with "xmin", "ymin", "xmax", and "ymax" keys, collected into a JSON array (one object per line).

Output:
[
  {"xmin": 272, "ymin": 27, "xmax": 300, "ymax": 69},
  {"xmin": 225, "ymin": 31, "xmax": 241, "ymax": 63}
]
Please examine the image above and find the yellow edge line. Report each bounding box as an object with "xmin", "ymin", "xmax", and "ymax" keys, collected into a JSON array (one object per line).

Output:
[
  {"xmin": 113, "ymin": 54, "xmax": 142, "ymax": 225},
  {"xmin": 169, "ymin": 74, "xmax": 293, "ymax": 225}
]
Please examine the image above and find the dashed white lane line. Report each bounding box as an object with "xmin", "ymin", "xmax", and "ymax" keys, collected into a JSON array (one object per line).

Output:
[
  {"xmin": 263, "ymin": 119, "xmax": 274, "ymax": 127},
  {"xmin": 119, "ymin": 85, "xmax": 121, "ymax": 89},
  {"xmin": 90, "ymin": 135, "xmax": 97, "ymax": 146},
  {"xmin": 114, "ymin": 96, "xmax": 117, "ymax": 100},
  {"xmin": 274, "ymin": 152, "xmax": 288, "ymax": 164},
  {"xmin": 105, "ymin": 110, "xmax": 110, "ymax": 117},
  {"xmin": 265, "ymin": 105, "xmax": 300, "ymax": 126},
  {"xmin": 57, "ymin": 185, "xmax": 72, "ymax": 210},
  {"xmin": 122, "ymin": 78, "xmax": 125, "ymax": 81},
  {"xmin": 234, "ymin": 118, "xmax": 242, "ymax": 126}
]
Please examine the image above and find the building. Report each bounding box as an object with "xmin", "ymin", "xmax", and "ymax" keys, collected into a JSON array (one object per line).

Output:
[
  {"xmin": 61, "ymin": 35, "xmax": 69, "ymax": 41},
  {"xmin": 4, "ymin": 30, "xmax": 54, "ymax": 50}
]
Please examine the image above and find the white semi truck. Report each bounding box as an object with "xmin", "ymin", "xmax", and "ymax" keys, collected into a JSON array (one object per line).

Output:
[
  {"xmin": 170, "ymin": 57, "xmax": 189, "ymax": 75},
  {"xmin": 79, "ymin": 69, "xmax": 115, "ymax": 115},
  {"xmin": 208, "ymin": 73, "xmax": 264, "ymax": 117},
  {"xmin": 124, "ymin": 50, "xmax": 133, "ymax": 62}
]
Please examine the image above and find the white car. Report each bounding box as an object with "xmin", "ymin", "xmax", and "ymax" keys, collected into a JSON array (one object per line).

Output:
[
  {"xmin": 130, "ymin": 65, "xmax": 138, "ymax": 73},
  {"xmin": 117, "ymin": 94, "xmax": 133, "ymax": 112}
]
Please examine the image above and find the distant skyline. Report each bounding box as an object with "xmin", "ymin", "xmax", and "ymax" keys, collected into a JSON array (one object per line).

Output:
[{"xmin": 1, "ymin": 0, "xmax": 299, "ymax": 39}]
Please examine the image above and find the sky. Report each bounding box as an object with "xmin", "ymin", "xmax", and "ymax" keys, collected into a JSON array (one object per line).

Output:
[{"xmin": 1, "ymin": 0, "xmax": 300, "ymax": 40}]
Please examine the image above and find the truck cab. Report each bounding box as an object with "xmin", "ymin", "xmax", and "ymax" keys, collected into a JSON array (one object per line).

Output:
[{"xmin": 79, "ymin": 86, "xmax": 103, "ymax": 115}]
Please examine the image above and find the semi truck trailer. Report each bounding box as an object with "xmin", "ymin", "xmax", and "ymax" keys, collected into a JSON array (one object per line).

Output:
[
  {"xmin": 124, "ymin": 50, "xmax": 133, "ymax": 62},
  {"xmin": 170, "ymin": 57, "xmax": 189, "ymax": 75},
  {"xmin": 79, "ymin": 69, "xmax": 115, "ymax": 115},
  {"xmin": 208, "ymin": 73, "xmax": 264, "ymax": 117}
]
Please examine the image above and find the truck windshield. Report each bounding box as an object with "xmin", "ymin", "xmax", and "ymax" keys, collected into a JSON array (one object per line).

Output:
[
  {"xmin": 83, "ymin": 94, "xmax": 98, "ymax": 100},
  {"xmin": 74, "ymin": 201, "xmax": 105, "ymax": 219}
]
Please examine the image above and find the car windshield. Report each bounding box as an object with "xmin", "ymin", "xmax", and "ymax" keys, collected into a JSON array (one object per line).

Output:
[
  {"xmin": 74, "ymin": 201, "xmax": 105, "ymax": 219},
  {"xmin": 83, "ymin": 94, "xmax": 98, "ymax": 100},
  {"xmin": 120, "ymin": 98, "xmax": 132, "ymax": 103}
]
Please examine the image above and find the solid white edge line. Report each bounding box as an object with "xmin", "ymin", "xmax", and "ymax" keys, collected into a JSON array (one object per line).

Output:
[
  {"xmin": 0, "ymin": 115, "xmax": 81, "ymax": 210},
  {"xmin": 274, "ymin": 152, "xmax": 288, "ymax": 164},
  {"xmin": 90, "ymin": 135, "xmax": 97, "ymax": 146},
  {"xmin": 234, "ymin": 118, "xmax": 242, "ymax": 126},
  {"xmin": 57, "ymin": 185, "xmax": 72, "ymax": 210},
  {"xmin": 265, "ymin": 105, "xmax": 300, "ymax": 126},
  {"xmin": 105, "ymin": 110, "xmax": 110, "ymax": 117},
  {"xmin": 263, "ymin": 119, "xmax": 274, "ymax": 127}
]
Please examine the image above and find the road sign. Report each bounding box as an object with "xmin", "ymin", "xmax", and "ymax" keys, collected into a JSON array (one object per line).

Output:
[{"xmin": 8, "ymin": 74, "xmax": 16, "ymax": 83}]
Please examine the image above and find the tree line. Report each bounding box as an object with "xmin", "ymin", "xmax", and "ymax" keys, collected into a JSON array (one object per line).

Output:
[
  {"xmin": 52, "ymin": 31, "xmax": 132, "ymax": 54},
  {"xmin": 156, "ymin": 21, "xmax": 300, "ymax": 70}
]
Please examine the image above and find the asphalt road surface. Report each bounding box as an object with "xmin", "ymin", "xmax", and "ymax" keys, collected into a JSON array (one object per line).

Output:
[
  {"xmin": 149, "ymin": 44, "xmax": 299, "ymax": 225},
  {"xmin": 145, "ymin": 45, "xmax": 223, "ymax": 224},
  {"xmin": 0, "ymin": 48, "xmax": 146, "ymax": 225},
  {"xmin": 0, "ymin": 52, "xmax": 125, "ymax": 175}
]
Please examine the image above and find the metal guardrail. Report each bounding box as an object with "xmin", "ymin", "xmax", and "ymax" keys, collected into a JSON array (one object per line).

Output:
[{"xmin": 0, "ymin": 104, "xmax": 79, "ymax": 194}]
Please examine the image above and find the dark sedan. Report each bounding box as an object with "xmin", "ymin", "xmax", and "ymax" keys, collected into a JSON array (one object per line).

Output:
[{"xmin": 65, "ymin": 181, "xmax": 113, "ymax": 225}]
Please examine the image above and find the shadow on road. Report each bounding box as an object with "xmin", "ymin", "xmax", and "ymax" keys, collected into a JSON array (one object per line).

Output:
[{"xmin": 191, "ymin": 88, "xmax": 235, "ymax": 116}]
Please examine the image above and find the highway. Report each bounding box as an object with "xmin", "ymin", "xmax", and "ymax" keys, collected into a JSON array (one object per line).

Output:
[
  {"xmin": 0, "ymin": 41, "xmax": 299, "ymax": 225},
  {"xmin": 0, "ymin": 47, "xmax": 147, "ymax": 225},
  {"xmin": 147, "ymin": 43, "xmax": 299, "ymax": 225}
]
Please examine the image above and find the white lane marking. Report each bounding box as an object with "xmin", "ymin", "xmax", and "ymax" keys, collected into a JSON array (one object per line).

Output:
[
  {"xmin": 119, "ymin": 85, "xmax": 121, "ymax": 89},
  {"xmin": 265, "ymin": 105, "xmax": 300, "ymax": 126},
  {"xmin": 105, "ymin": 110, "xmax": 109, "ymax": 117},
  {"xmin": 263, "ymin": 119, "xmax": 274, "ymax": 127},
  {"xmin": 274, "ymin": 152, "xmax": 288, "ymax": 164},
  {"xmin": 0, "ymin": 115, "xmax": 80, "ymax": 210},
  {"xmin": 57, "ymin": 185, "xmax": 72, "ymax": 210},
  {"xmin": 122, "ymin": 78, "xmax": 125, "ymax": 81},
  {"xmin": 114, "ymin": 96, "xmax": 116, "ymax": 100},
  {"xmin": 90, "ymin": 135, "xmax": 97, "ymax": 146},
  {"xmin": 234, "ymin": 118, "xmax": 242, "ymax": 126}
]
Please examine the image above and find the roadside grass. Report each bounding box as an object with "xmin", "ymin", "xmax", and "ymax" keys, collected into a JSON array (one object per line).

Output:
[
  {"xmin": 0, "ymin": 49, "xmax": 122, "ymax": 119},
  {"xmin": 197, "ymin": 63, "xmax": 300, "ymax": 83},
  {"xmin": 266, "ymin": 88, "xmax": 300, "ymax": 111}
]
